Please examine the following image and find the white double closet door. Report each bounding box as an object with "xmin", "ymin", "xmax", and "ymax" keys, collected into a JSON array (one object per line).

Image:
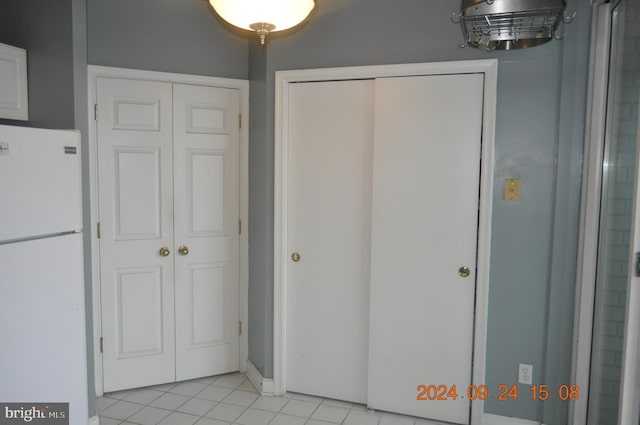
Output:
[
  {"xmin": 97, "ymin": 77, "xmax": 240, "ymax": 392},
  {"xmin": 286, "ymin": 74, "xmax": 484, "ymax": 424}
]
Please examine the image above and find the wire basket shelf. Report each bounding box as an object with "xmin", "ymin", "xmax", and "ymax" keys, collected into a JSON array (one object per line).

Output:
[{"xmin": 452, "ymin": 0, "xmax": 572, "ymax": 51}]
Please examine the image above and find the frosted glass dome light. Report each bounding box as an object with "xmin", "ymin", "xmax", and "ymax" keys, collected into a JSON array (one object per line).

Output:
[{"xmin": 209, "ymin": 0, "xmax": 315, "ymax": 44}]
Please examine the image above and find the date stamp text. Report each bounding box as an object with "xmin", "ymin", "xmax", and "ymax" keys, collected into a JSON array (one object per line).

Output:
[{"xmin": 416, "ymin": 384, "xmax": 580, "ymax": 401}]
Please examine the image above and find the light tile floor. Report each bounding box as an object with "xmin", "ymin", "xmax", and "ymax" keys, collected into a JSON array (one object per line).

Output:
[{"xmin": 98, "ymin": 373, "xmax": 447, "ymax": 425}]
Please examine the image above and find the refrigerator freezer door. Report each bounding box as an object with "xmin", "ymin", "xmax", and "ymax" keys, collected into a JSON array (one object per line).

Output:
[
  {"xmin": 0, "ymin": 125, "xmax": 82, "ymax": 242},
  {"xmin": 0, "ymin": 232, "xmax": 88, "ymax": 425}
]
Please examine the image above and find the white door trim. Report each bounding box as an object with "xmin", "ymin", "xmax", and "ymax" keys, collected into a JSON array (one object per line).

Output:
[
  {"xmin": 87, "ymin": 65, "xmax": 249, "ymax": 396},
  {"xmin": 273, "ymin": 59, "xmax": 497, "ymax": 425}
]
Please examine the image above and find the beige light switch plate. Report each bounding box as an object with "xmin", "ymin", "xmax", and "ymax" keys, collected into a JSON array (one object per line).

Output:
[{"xmin": 504, "ymin": 178, "xmax": 521, "ymax": 201}]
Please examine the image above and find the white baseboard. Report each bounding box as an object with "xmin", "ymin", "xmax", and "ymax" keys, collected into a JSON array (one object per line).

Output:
[
  {"xmin": 482, "ymin": 413, "xmax": 542, "ymax": 425},
  {"xmin": 245, "ymin": 360, "xmax": 275, "ymax": 396},
  {"xmin": 88, "ymin": 414, "xmax": 100, "ymax": 425}
]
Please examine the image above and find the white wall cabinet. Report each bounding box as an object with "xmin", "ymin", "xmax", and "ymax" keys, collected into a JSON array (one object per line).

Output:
[{"xmin": 0, "ymin": 43, "xmax": 28, "ymax": 121}]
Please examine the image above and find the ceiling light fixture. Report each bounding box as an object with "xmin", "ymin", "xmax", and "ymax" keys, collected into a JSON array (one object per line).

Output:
[{"xmin": 209, "ymin": 0, "xmax": 315, "ymax": 45}]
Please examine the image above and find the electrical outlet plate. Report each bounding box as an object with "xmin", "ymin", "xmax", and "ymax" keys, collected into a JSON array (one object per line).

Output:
[
  {"xmin": 518, "ymin": 363, "xmax": 533, "ymax": 385},
  {"xmin": 504, "ymin": 178, "xmax": 521, "ymax": 200}
]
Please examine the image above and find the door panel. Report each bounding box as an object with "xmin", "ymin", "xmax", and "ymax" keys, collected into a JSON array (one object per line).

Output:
[
  {"xmin": 112, "ymin": 99, "xmax": 161, "ymax": 131},
  {"xmin": 113, "ymin": 148, "xmax": 161, "ymax": 238},
  {"xmin": 173, "ymin": 83, "xmax": 240, "ymax": 381},
  {"xmin": 189, "ymin": 152, "xmax": 225, "ymax": 234},
  {"xmin": 189, "ymin": 265, "xmax": 226, "ymax": 345},
  {"xmin": 367, "ymin": 74, "xmax": 484, "ymax": 424},
  {"xmin": 116, "ymin": 267, "xmax": 164, "ymax": 356},
  {"xmin": 98, "ymin": 77, "xmax": 175, "ymax": 392},
  {"xmin": 287, "ymin": 80, "xmax": 374, "ymax": 403}
]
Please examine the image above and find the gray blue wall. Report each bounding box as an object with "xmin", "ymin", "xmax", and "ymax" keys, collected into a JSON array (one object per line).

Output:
[
  {"xmin": 248, "ymin": 42, "xmax": 270, "ymax": 375},
  {"xmin": 0, "ymin": 1, "xmax": 76, "ymax": 129},
  {"xmin": 87, "ymin": 0, "xmax": 248, "ymax": 79},
  {"xmin": 1, "ymin": 0, "xmax": 594, "ymax": 423},
  {"xmin": 87, "ymin": 0, "xmax": 254, "ymax": 397},
  {"xmin": 85, "ymin": 0, "xmax": 248, "ymax": 416},
  {"xmin": 247, "ymin": 0, "xmax": 592, "ymax": 423},
  {"xmin": 0, "ymin": 0, "xmax": 95, "ymax": 417},
  {"xmin": 1, "ymin": 0, "xmax": 248, "ymax": 419}
]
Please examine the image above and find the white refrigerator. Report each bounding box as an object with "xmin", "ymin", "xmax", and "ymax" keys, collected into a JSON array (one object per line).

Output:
[{"xmin": 0, "ymin": 124, "xmax": 88, "ymax": 425}]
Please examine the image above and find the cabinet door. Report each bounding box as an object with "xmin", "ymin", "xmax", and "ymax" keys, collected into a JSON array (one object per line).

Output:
[
  {"xmin": 98, "ymin": 77, "xmax": 176, "ymax": 392},
  {"xmin": 0, "ymin": 43, "xmax": 28, "ymax": 120},
  {"xmin": 173, "ymin": 84, "xmax": 241, "ymax": 381},
  {"xmin": 368, "ymin": 74, "xmax": 484, "ymax": 425}
]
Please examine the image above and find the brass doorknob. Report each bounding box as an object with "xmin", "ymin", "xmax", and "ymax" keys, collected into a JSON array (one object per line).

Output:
[
  {"xmin": 178, "ymin": 245, "xmax": 189, "ymax": 256},
  {"xmin": 291, "ymin": 252, "xmax": 301, "ymax": 262},
  {"xmin": 458, "ymin": 266, "xmax": 471, "ymax": 278},
  {"xmin": 159, "ymin": 246, "xmax": 170, "ymax": 257}
]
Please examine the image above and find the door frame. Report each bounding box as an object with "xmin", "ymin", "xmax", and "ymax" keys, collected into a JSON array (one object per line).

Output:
[
  {"xmin": 87, "ymin": 65, "xmax": 250, "ymax": 396},
  {"xmin": 574, "ymin": 0, "xmax": 640, "ymax": 421},
  {"xmin": 570, "ymin": 3, "xmax": 616, "ymax": 424},
  {"xmin": 619, "ymin": 93, "xmax": 640, "ymax": 425},
  {"xmin": 273, "ymin": 59, "xmax": 497, "ymax": 425}
]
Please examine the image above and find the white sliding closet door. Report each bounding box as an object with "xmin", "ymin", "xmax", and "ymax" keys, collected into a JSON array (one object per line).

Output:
[
  {"xmin": 287, "ymin": 80, "xmax": 374, "ymax": 403},
  {"xmin": 367, "ymin": 74, "xmax": 484, "ymax": 425},
  {"xmin": 284, "ymin": 73, "xmax": 485, "ymax": 424}
]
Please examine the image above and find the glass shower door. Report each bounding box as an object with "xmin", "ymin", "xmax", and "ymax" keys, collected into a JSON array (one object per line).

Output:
[{"xmin": 587, "ymin": 0, "xmax": 640, "ymax": 424}]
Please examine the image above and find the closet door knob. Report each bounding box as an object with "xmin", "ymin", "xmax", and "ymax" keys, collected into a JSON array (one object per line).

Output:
[
  {"xmin": 458, "ymin": 266, "xmax": 471, "ymax": 278},
  {"xmin": 178, "ymin": 245, "xmax": 189, "ymax": 256},
  {"xmin": 291, "ymin": 252, "xmax": 301, "ymax": 262},
  {"xmin": 159, "ymin": 246, "xmax": 170, "ymax": 257}
]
